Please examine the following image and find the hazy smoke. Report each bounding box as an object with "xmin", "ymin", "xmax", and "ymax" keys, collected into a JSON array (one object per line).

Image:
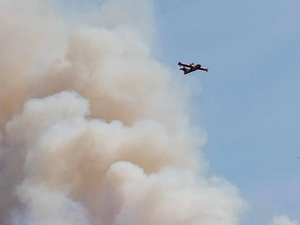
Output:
[
  {"xmin": 270, "ymin": 216, "xmax": 299, "ymax": 225},
  {"xmin": 0, "ymin": 0, "xmax": 246, "ymax": 225}
]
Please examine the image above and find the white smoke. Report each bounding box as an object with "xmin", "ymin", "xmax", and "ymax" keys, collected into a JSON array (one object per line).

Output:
[
  {"xmin": 270, "ymin": 216, "xmax": 299, "ymax": 225},
  {"xmin": 0, "ymin": 0, "xmax": 247, "ymax": 225}
]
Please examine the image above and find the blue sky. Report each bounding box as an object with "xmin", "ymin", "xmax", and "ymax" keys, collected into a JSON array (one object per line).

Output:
[{"xmin": 153, "ymin": 0, "xmax": 300, "ymax": 224}]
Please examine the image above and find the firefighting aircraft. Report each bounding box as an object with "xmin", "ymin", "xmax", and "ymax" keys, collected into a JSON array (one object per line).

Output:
[{"xmin": 178, "ymin": 62, "xmax": 208, "ymax": 75}]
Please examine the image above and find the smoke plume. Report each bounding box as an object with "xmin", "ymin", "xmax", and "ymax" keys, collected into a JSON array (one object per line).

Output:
[
  {"xmin": 0, "ymin": 0, "xmax": 246, "ymax": 224},
  {"xmin": 270, "ymin": 216, "xmax": 299, "ymax": 225}
]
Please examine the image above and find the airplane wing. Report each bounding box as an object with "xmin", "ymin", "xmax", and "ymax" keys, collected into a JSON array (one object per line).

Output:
[
  {"xmin": 178, "ymin": 62, "xmax": 193, "ymax": 68},
  {"xmin": 183, "ymin": 68, "xmax": 193, "ymax": 75}
]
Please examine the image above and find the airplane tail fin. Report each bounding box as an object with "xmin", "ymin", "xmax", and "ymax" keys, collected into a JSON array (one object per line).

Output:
[{"xmin": 202, "ymin": 67, "xmax": 209, "ymax": 73}]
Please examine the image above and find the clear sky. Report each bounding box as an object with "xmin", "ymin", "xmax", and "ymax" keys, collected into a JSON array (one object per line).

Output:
[{"xmin": 152, "ymin": 0, "xmax": 300, "ymax": 224}]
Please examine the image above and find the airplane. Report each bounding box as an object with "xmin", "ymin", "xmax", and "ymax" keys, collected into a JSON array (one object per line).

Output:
[{"xmin": 178, "ymin": 62, "xmax": 208, "ymax": 75}]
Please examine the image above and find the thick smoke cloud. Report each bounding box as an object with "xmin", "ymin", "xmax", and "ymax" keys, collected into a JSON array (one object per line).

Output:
[{"xmin": 0, "ymin": 0, "xmax": 247, "ymax": 225}]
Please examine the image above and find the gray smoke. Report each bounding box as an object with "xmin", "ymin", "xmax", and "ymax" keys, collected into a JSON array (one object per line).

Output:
[
  {"xmin": 270, "ymin": 216, "xmax": 299, "ymax": 225},
  {"xmin": 0, "ymin": 0, "xmax": 247, "ymax": 225}
]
